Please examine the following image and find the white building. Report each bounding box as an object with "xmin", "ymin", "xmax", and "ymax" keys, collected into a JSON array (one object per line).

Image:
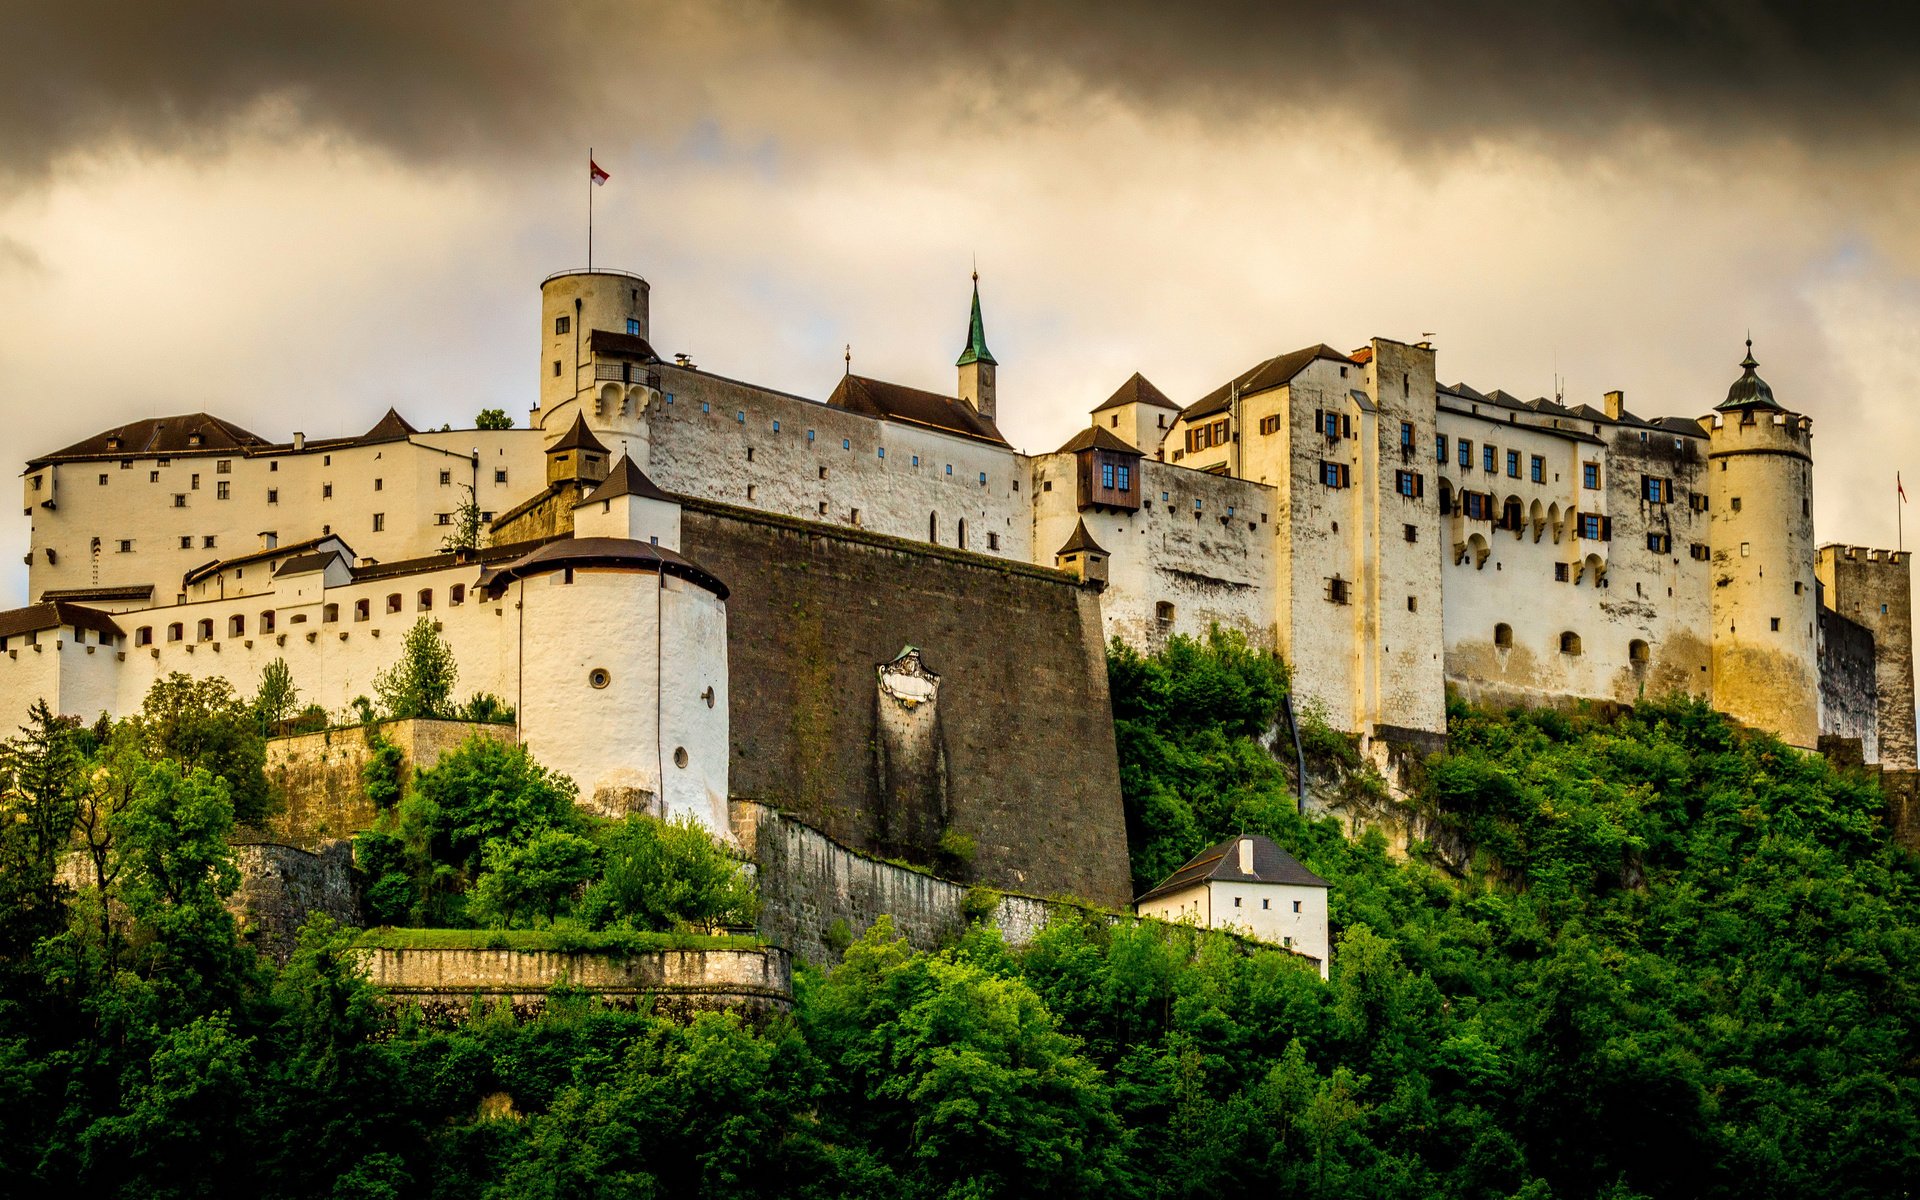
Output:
[{"xmin": 1134, "ymin": 834, "xmax": 1331, "ymax": 978}]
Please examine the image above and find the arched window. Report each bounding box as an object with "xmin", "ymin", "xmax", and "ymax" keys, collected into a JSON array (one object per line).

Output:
[
  {"xmin": 1629, "ymin": 639, "xmax": 1650, "ymax": 664},
  {"xmin": 1559, "ymin": 631, "xmax": 1582, "ymax": 655},
  {"xmin": 1156, "ymin": 601, "xmax": 1175, "ymax": 624},
  {"xmin": 167, "ymin": 623, "xmax": 183, "ymax": 643},
  {"xmin": 136, "ymin": 626, "xmax": 153, "ymax": 647},
  {"xmin": 323, "ymin": 603, "xmax": 339, "ymax": 623},
  {"xmin": 1493, "ymin": 623, "xmax": 1512, "ymax": 648}
]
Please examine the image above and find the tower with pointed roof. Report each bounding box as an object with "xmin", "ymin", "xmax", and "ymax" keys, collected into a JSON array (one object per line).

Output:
[
  {"xmin": 956, "ymin": 272, "xmax": 998, "ymax": 422},
  {"xmin": 1703, "ymin": 340, "xmax": 1819, "ymax": 748}
]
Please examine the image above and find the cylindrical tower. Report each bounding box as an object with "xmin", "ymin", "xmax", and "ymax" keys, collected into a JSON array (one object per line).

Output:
[
  {"xmin": 1704, "ymin": 342, "xmax": 1818, "ymax": 747},
  {"xmin": 537, "ymin": 269, "xmax": 651, "ymax": 425}
]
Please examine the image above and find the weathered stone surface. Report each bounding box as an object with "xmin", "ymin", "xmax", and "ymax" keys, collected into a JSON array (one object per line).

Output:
[
  {"xmin": 260, "ymin": 719, "xmax": 517, "ymax": 848},
  {"xmin": 362, "ymin": 944, "xmax": 792, "ymax": 1023},
  {"xmin": 684, "ymin": 501, "xmax": 1132, "ymax": 907}
]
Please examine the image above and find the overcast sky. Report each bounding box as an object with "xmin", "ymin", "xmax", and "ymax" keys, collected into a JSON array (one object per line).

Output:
[{"xmin": 6, "ymin": 1, "xmax": 1920, "ymax": 602}]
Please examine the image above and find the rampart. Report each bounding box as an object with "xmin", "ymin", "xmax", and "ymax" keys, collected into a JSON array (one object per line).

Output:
[
  {"xmin": 260, "ymin": 719, "xmax": 517, "ymax": 848},
  {"xmin": 361, "ymin": 944, "xmax": 792, "ymax": 1022},
  {"xmin": 684, "ymin": 500, "xmax": 1133, "ymax": 907}
]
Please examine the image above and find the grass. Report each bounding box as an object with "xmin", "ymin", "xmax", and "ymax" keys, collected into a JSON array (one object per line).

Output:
[{"xmin": 354, "ymin": 927, "xmax": 764, "ymax": 953}]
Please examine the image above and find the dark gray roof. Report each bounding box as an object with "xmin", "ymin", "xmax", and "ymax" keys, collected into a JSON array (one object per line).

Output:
[
  {"xmin": 1092, "ymin": 372, "xmax": 1180, "ymax": 414},
  {"xmin": 1184, "ymin": 345, "xmax": 1355, "ymax": 421},
  {"xmin": 1136, "ymin": 834, "xmax": 1328, "ymax": 905},
  {"xmin": 1056, "ymin": 518, "xmax": 1107, "ymax": 557}
]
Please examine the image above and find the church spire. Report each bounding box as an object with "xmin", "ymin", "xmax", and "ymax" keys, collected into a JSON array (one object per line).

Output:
[{"xmin": 956, "ymin": 271, "xmax": 997, "ymax": 368}]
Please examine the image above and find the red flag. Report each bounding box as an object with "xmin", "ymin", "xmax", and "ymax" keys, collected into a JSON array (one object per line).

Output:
[{"xmin": 590, "ymin": 159, "xmax": 610, "ymax": 186}]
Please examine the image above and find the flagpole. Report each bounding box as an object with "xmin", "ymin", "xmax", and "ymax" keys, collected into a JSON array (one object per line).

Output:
[{"xmin": 587, "ymin": 146, "xmax": 594, "ymax": 272}]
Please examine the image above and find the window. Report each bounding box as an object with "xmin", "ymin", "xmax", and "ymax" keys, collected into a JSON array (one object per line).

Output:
[
  {"xmin": 1531, "ymin": 454, "xmax": 1544, "ymax": 483},
  {"xmin": 555, "ymin": 315, "xmax": 570, "ymax": 334},
  {"xmin": 1582, "ymin": 462, "xmax": 1600, "ymax": 489},
  {"xmin": 417, "ymin": 589, "xmax": 433, "ymax": 611},
  {"xmin": 1155, "ymin": 601, "xmax": 1175, "ymax": 624},
  {"xmin": 1327, "ymin": 576, "xmax": 1350, "ymax": 604},
  {"xmin": 1494, "ymin": 622, "xmax": 1513, "ymax": 648},
  {"xmin": 1116, "ymin": 465, "xmax": 1131, "ymax": 491},
  {"xmin": 372, "ymin": 513, "xmax": 385, "ymax": 532},
  {"xmin": 494, "ymin": 469, "xmax": 508, "ymax": 484},
  {"xmin": 386, "ymin": 593, "xmax": 402, "ymax": 614},
  {"xmin": 1436, "ymin": 433, "xmax": 1448, "ymax": 462},
  {"xmin": 1647, "ymin": 532, "xmax": 1670, "ymax": 553},
  {"xmin": 1555, "ymin": 562, "xmax": 1570, "ymax": 582},
  {"xmin": 267, "ymin": 489, "xmax": 278, "ymax": 504},
  {"xmin": 1404, "ymin": 523, "xmax": 1418, "ymax": 543},
  {"xmin": 136, "ymin": 626, "xmax": 152, "ymax": 646},
  {"xmin": 1320, "ymin": 461, "xmax": 1349, "ymax": 488},
  {"xmin": 1507, "ymin": 450, "xmax": 1520, "ymax": 477},
  {"xmin": 1458, "ymin": 440, "xmax": 1472, "ymax": 468},
  {"xmin": 1483, "ymin": 445, "xmax": 1496, "ymax": 472},
  {"xmin": 1560, "ymin": 631, "xmax": 1582, "ymax": 655},
  {"xmin": 1394, "ymin": 470, "xmax": 1424, "ymax": 498},
  {"xmin": 215, "ymin": 481, "xmax": 230, "ymax": 500},
  {"xmin": 626, "ymin": 317, "xmax": 640, "ymax": 335},
  {"xmin": 1642, "ymin": 475, "xmax": 1671, "ymax": 503}
]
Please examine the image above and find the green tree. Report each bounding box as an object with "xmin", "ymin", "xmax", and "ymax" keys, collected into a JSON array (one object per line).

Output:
[
  {"xmin": 373, "ymin": 618, "xmax": 459, "ymax": 720},
  {"xmin": 252, "ymin": 658, "xmax": 299, "ymax": 735},
  {"xmin": 474, "ymin": 408, "xmax": 513, "ymax": 430},
  {"xmin": 579, "ymin": 813, "xmax": 759, "ymax": 932},
  {"xmin": 134, "ymin": 674, "xmax": 271, "ymax": 826}
]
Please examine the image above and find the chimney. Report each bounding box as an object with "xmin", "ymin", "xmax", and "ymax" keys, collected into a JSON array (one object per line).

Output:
[
  {"xmin": 1603, "ymin": 390, "xmax": 1625, "ymax": 421},
  {"xmin": 1238, "ymin": 837, "xmax": 1254, "ymax": 875},
  {"xmin": 292, "ymin": 432, "xmax": 305, "ymax": 450}
]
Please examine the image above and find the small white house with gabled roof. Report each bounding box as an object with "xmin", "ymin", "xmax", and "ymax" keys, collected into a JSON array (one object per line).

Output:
[{"xmin": 1134, "ymin": 833, "xmax": 1331, "ymax": 978}]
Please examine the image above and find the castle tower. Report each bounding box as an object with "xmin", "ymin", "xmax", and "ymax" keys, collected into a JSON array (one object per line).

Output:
[
  {"xmin": 537, "ymin": 269, "xmax": 652, "ymax": 425},
  {"xmin": 1704, "ymin": 342, "xmax": 1819, "ymax": 748},
  {"xmin": 1816, "ymin": 545, "xmax": 1916, "ymax": 769},
  {"xmin": 956, "ymin": 273, "xmax": 998, "ymax": 422}
]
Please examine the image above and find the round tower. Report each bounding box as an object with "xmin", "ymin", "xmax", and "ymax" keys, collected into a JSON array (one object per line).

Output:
[
  {"xmin": 537, "ymin": 269, "xmax": 651, "ymax": 426},
  {"xmin": 1704, "ymin": 342, "xmax": 1818, "ymax": 748}
]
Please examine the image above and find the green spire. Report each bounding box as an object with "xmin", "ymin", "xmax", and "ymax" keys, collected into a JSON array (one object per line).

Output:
[{"xmin": 956, "ymin": 272, "xmax": 997, "ymax": 368}]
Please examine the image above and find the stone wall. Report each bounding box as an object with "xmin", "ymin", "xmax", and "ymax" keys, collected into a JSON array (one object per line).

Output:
[
  {"xmin": 260, "ymin": 719, "xmax": 517, "ymax": 847},
  {"xmin": 362, "ymin": 944, "xmax": 792, "ymax": 1023},
  {"xmin": 230, "ymin": 840, "xmax": 357, "ymax": 962},
  {"xmin": 733, "ymin": 800, "xmax": 1078, "ymax": 967},
  {"xmin": 684, "ymin": 500, "xmax": 1133, "ymax": 906}
]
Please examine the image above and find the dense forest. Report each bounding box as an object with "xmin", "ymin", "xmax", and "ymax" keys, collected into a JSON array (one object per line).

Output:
[{"xmin": 0, "ymin": 632, "xmax": 1915, "ymax": 1197}]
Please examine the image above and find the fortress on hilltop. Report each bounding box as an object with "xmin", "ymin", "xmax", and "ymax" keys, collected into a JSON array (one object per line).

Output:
[{"xmin": 5, "ymin": 262, "xmax": 1915, "ymax": 909}]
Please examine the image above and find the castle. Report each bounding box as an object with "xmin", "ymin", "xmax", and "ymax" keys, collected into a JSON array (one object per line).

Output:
[{"xmin": 5, "ymin": 263, "xmax": 1913, "ymax": 906}]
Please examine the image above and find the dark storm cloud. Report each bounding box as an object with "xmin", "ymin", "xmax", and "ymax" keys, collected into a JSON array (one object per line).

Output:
[{"xmin": 6, "ymin": 0, "xmax": 1920, "ymax": 186}]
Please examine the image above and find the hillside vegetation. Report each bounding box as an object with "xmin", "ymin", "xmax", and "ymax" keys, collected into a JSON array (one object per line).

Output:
[{"xmin": 0, "ymin": 639, "xmax": 1914, "ymax": 1197}]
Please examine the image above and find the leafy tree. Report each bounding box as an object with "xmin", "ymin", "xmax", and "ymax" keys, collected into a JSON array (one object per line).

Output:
[
  {"xmin": 134, "ymin": 674, "xmax": 272, "ymax": 826},
  {"xmin": 252, "ymin": 658, "xmax": 299, "ymax": 735},
  {"xmin": 474, "ymin": 408, "xmax": 513, "ymax": 430},
  {"xmin": 578, "ymin": 814, "xmax": 759, "ymax": 932},
  {"xmin": 373, "ymin": 617, "xmax": 459, "ymax": 720}
]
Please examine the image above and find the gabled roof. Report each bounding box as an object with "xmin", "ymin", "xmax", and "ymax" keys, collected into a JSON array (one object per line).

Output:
[
  {"xmin": 38, "ymin": 584, "xmax": 154, "ymax": 604},
  {"xmin": 0, "ymin": 601, "xmax": 123, "ymax": 642},
  {"xmin": 827, "ymin": 374, "xmax": 1009, "ymax": 447},
  {"xmin": 581, "ymin": 454, "xmax": 673, "ymax": 505},
  {"xmin": 361, "ymin": 408, "xmax": 418, "ymax": 443},
  {"xmin": 1054, "ymin": 425, "xmax": 1143, "ymax": 456},
  {"xmin": 29, "ymin": 413, "xmax": 271, "ymax": 467},
  {"xmin": 548, "ymin": 412, "xmax": 609, "ymax": 455},
  {"xmin": 1135, "ymin": 834, "xmax": 1329, "ymax": 905},
  {"xmin": 1093, "ymin": 372, "xmax": 1180, "ymax": 414},
  {"xmin": 1184, "ymin": 345, "xmax": 1356, "ymax": 421},
  {"xmin": 183, "ymin": 534, "xmax": 355, "ymax": 587},
  {"xmin": 588, "ymin": 329, "xmax": 660, "ymax": 361},
  {"xmin": 1056, "ymin": 518, "xmax": 1107, "ymax": 557}
]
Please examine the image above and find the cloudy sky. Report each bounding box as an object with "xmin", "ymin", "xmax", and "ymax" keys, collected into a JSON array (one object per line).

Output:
[{"xmin": 5, "ymin": 1, "xmax": 1920, "ymax": 600}]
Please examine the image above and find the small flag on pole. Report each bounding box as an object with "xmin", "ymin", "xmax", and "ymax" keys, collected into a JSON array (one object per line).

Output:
[{"xmin": 590, "ymin": 159, "xmax": 610, "ymax": 186}]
